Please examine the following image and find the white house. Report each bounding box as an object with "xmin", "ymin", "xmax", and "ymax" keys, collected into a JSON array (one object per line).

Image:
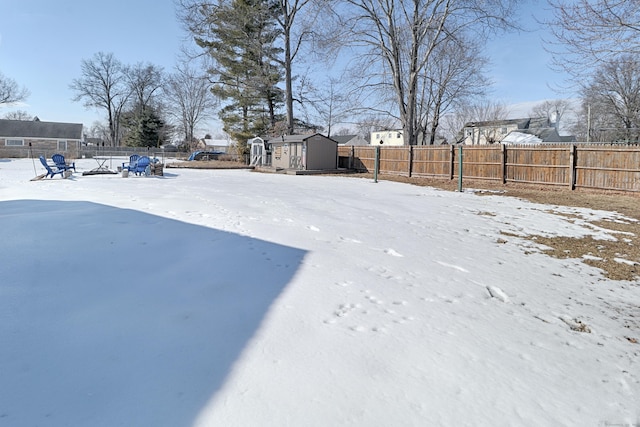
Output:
[{"xmin": 370, "ymin": 130, "xmax": 405, "ymax": 146}]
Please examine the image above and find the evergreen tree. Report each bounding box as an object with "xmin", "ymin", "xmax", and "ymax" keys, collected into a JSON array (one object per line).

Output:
[
  {"xmin": 195, "ymin": 0, "xmax": 283, "ymax": 143},
  {"xmin": 121, "ymin": 106, "xmax": 168, "ymax": 148}
]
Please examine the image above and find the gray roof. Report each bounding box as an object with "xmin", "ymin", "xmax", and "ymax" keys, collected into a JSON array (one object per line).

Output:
[
  {"xmin": 463, "ymin": 117, "xmax": 553, "ymax": 130},
  {"xmin": 0, "ymin": 119, "xmax": 83, "ymax": 140},
  {"xmin": 271, "ymin": 133, "xmax": 336, "ymax": 144},
  {"xmin": 517, "ymin": 127, "xmax": 562, "ymax": 142},
  {"xmin": 463, "ymin": 118, "xmax": 530, "ymax": 129},
  {"xmin": 332, "ymin": 135, "xmax": 358, "ymax": 144}
]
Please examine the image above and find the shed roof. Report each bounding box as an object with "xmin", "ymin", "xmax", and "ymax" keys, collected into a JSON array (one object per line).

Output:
[
  {"xmin": 0, "ymin": 119, "xmax": 83, "ymax": 140},
  {"xmin": 269, "ymin": 133, "xmax": 337, "ymax": 144}
]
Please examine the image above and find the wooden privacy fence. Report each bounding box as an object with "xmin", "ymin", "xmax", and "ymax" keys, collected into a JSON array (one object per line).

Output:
[{"xmin": 338, "ymin": 144, "xmax": 640, "ymax": 192}]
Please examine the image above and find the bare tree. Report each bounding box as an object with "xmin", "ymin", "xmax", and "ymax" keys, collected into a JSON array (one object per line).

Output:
[
  {"xmin": 300, "ymin": 75, "xmax": 358, "ymax": 137},
  {"xmin": 340, "ymin": 0, "xmax": 518, "ymax": 146},
  {"xmin": 546, "ymin": 0, "xmax": 640, "ymax": 82},
  {"xmin": 3, "ymin": 110, "xmax": 33, "ymax": 120},
  {"xmin": 85, "ymin": 121, "xmax": 110, "ymax": 143},
  {"xmin": 529, "ymin": 99, "xmax": 571, "ymax": 129},
  {"xmin": 70, "ymin": 52, "xmax": 132, "ymax": 146},
  {"xmin": 353, "ymin": 114, "xmax": 398, "ymax": 142},
  {"xmin": 275, "ymin": 0, "xmax": 316, "ymax": 134},
  {"xmin": 0, "ymin": 72, "xmax": 29, "ymax": 106},
  {"xmin": 125, "ymin": 63, "xmax": 165, "ymax": 112},
  {"xmin": 578, "ymin": 55, "xmax": 640, "ymax": 142},
  {"xmin": 164, "ymin": 63, "xmax": 218, "ymax": 146},
  {"xmin": 419, "ymin": 36, "xmax": 491, "ymax": 145},
  {"xmin": 441, "ymin": 100, "xmax": 510, "ymax": 142}
]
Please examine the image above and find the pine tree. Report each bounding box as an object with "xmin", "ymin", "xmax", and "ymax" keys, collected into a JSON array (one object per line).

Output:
[
  {"xmin": 196, "ymin": 0, "xmax": 284, "ymax": 144},
  {"xmin": 121, "ymin": 106, "xmax": 167, "ymax": 148}
]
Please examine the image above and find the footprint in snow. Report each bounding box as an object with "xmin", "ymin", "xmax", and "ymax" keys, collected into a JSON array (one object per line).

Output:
[
  {"xmin": 385, "ymin": 248, "xmax": 404, "ymax": 257},
  {"xmin": 436, "ymin": 261, "xmax": 468, "ymax": 272},
  {"xmin": 339, "ymin": 236, "xmax": 362, "ymax": 244},
  {"xmin": 486, "ymin": 286, "xmax": 510, "ymax": 303}
]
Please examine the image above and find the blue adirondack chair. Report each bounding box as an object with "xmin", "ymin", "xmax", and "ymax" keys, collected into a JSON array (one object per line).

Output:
[
  {"xmin": 122, "ymin": 154, "xmax": 140, "ymax": 172},
  {"xmin": 133, "ymin": 156, "xmax": 151, "ymax": 175},
  {"xmin": 52, "ymin": 153, "xmax": 76, "ymax": 172},
  {"xmin": 39, "ymin": 156, "xmax": 65, "ymax": 178}
]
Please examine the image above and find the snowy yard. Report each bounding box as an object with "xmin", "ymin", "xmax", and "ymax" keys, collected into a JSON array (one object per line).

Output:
[{"xmin": 0, "ymin": 158, "xmax": 638, "ymax": 426}]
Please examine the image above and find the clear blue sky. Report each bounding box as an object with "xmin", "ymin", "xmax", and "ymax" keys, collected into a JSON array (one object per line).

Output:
[
  {"xmin": 0, "ymin": 0, "xmax": 571, "ymax": 134},
  {"xmin": 0, "ymin": 0, "xmax": 184, "ymax": 128}
]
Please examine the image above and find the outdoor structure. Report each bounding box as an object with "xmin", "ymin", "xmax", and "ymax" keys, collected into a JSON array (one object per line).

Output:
[
  {"xmin": 250, "ymin": 137, "xmax": 271, "ymax": 167},
  {"xmin": 255, "ymin": 133, "xmax": 338, "ymax": 171},
  {"xmin": 0, "ymin": 118, "xmax": 83, "ymax": 156},
  {"xmin": 460, "ymin": 117, "xmax": 572, "ymax": 145}
]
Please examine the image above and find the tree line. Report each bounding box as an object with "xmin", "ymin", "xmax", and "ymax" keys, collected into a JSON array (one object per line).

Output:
[{"xmin": 2, "ymin": 0, "xmax": 640, "ymax": 148}]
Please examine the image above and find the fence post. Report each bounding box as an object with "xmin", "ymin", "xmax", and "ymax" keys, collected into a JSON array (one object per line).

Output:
[
  {"xmin": 374, "ymin": 145, "xmax": 380, "ymax": 183},
  {"xmin": 458, "ymin": 145, "xmax": 463, "ymax": 192},
  {"xmin": 449, "ymin": 145, "xmax": 455, "ymax": 180},
  {"xmin": 408, "ymin": 146, "xmax": 413, "ymax": 177},
  {"xmin": 501, "ymin": 144, "xmax": 507, "ymax": 184},
  {"xmin": 350, "ymin": 145, "xmax": 355, "ymax": 170},
  {"xmin": 569, "ymin": 144, "xmax": 576, "ymax": 190}
]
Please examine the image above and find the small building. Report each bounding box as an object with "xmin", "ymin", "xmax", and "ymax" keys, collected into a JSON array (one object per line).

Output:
[
  {"xmin": 250, "ymin": 137, "xmax": 271, "ymax": 166},
  {"xmin": 254, "ymin": 133, "xmax": 338, "ymax": 171},
  {"xmin": 0, "ymin": 118, "xmax": 83, "ymax": 155}
]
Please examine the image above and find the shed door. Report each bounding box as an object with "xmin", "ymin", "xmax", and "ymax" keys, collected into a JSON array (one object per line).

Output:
[{"xmin": 289, "ymin": 143, "xmax": 303, "ymax": 170}]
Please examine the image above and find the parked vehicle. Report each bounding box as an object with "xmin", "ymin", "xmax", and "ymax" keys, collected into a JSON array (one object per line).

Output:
[{"xmin": 187, "ymin": 151, "xmax": 225, "ymax": 161}]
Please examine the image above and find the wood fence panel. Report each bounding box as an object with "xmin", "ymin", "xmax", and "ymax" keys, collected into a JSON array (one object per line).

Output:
[
  {"xmin": 460, "ymin": 146, "xmax": 503, "ymax": 181},
  {"xmin": 575, "ymin": 146, "xmax": 640, "ymax": 192},
  {"xmin": 331, "ymin": 144, "xmax": 640, "ymax": 192},
  {"xmin": 337, "ymin": 146, "xmax": 352, "ymax": 157},
  {"xmin": 352, "ymin": 146, "xmax": 376, "ymax": 172},
  {"xmin": 505, "ymin": 146, "xmax": 570, "ymax": 186},
  {"xmin": 411, "ymin": 146, "xmax": 451, "ymax": 177},
  {"xmin": 379, "ymin": 147, "xmax": 411, "ymax": 176}
]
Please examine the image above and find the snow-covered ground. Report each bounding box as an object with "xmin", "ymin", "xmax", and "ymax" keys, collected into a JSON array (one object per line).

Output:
[{"xmin": 0, "ymin": 158, "xmax": 638, "ymax": 427}]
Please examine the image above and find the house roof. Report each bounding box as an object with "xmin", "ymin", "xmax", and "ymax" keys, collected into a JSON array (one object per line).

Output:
[
  {"xmin": 271, "ymin": 133, "xmax": 337, "ymax": 144},
  {"xmin": 0, "ymin": 119, "xmax": 83, "ymax": 140},
  {"xmin": 332, "ymin": 135, "xmax": 358, "ymax": 144},
  {"xmin": 463, "ymin": 118, "xmax": 531, "ymax": 129},
  {"xmin": 502, "ymin": 127, "xmax": 563, "ymax": 144}
]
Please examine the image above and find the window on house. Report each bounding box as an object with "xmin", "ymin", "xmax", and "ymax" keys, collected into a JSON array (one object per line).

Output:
[
  {"xmin": 397, "ymin": 133, "xmax": 401, "ymax": 138},
  {"xmin": 376, "ymin": 133, "xmax": 380, "ymax": 140},
  {"xmin": 466, "ymin": 130, "xmax": 472, "ymax": 136},
  {"xmin": 6, "ymin": 139, "xmax": 24, "ymax": 146},
  {"xmin": 58, "ymin": 140, "xmax": 68, "ymax": 151},
  {"xmin": 501, "ymin": 127, "xmax": 507, "ymax": 134}
]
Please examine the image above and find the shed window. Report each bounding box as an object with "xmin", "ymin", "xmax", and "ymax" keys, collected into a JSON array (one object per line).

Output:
[
  {"xmin": 58, "ymin": 140, "xmax": 68, "ymax": 151},
  {"xmin": 6, "ymin": 139, "xmax": 24, "ymax": 146}
]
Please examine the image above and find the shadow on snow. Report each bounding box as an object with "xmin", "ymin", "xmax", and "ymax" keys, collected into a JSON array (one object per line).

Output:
[{"xmin": 0, "ymin": 200, "xmax": 307, "ymax": 426}]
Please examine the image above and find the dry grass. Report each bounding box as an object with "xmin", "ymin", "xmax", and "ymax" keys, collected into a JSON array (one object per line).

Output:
[{"xmin": 356, "ymin": 173, "xmax": 640, "ymax": 282}]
